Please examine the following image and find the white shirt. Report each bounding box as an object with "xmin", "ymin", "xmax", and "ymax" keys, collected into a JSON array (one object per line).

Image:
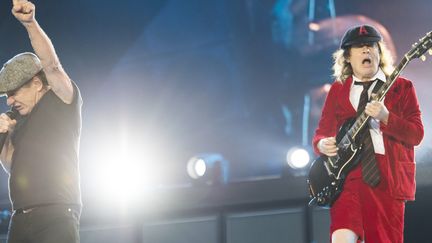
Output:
[{"xmin": 350, "ymin": 69, "xmax": 386, "ymax": 155}]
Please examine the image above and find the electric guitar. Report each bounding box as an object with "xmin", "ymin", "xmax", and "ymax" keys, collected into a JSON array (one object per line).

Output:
[{"xmin": 307, "ymin": 31, "xmax": 432, "ymax": 207}]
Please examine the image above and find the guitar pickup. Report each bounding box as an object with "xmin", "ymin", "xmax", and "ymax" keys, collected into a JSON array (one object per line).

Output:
[{"xmin": 324, "ymin": 159, "xmax": 336, "ymax": 177}]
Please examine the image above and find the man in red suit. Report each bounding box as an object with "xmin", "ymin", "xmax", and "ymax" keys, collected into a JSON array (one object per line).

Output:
[{"xmin": 312, "ymin": 25, "xmax": 424, "ymax": 242}]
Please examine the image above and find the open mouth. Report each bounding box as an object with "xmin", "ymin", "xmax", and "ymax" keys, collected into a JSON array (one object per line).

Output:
[{"xmin": 362, "ymin": 58, "xmax": 372, "ymax": 64}]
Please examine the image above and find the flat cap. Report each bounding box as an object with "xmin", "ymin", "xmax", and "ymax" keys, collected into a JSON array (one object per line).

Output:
[
  {"xmin": 340, "ymin": 25, "xmax": 382, "ymax": 49},
  {"xmin": 0, "ymin": 52, "xmax": 43, "ymax": 96}
]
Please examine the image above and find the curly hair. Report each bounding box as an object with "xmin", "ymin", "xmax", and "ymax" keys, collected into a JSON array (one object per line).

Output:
[{"xmin": 332, "ymin": 41, "xmax": 395, "ymax": 83}]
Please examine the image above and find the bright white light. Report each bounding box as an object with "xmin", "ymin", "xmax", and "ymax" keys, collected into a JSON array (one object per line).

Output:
[
  {"xmin": 195, "ymin": 159, "xmax": 207, "ymax": 177},
  {"xmin": 309, "ymin": 22, "xmax": 321, "ymax": 31},
  {"xmin": 187, "ymin": 157, "xmax": 207, "ymax": 179},
  {"xmin": 91, "ymin": 127, "xmax": 164, "ymax": 206},
  {"xmin": 96, "ymin": 152, "xmax": 151, "ymax": 205},
  {"xmin": 287, "ymin": 147, "xmax": 311, "ymax": 169},
  {"xmin": 187, "ymin": 154, "xmax": 227, "ymax": 181}
]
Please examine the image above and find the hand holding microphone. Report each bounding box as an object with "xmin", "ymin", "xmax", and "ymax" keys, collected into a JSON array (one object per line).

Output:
[{"xmin": 0, "ymin": 109, "xmax": 19, "ymax": 151}]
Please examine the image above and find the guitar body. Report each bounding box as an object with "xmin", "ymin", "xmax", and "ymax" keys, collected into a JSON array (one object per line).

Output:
[{"xmin": 307, "ymin": 119, "xmax": 363, "ymax": 207}]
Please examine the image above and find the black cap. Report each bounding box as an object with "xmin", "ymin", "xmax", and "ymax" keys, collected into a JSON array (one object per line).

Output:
[{"xmin": 340, "ymin": 25, "xmax": 382, "ymax": 49}]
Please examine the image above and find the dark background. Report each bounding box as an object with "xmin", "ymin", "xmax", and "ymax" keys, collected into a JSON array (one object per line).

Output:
[{"xmin": 0, "ymin": 0, "xmax": 431, "ymax": 242}]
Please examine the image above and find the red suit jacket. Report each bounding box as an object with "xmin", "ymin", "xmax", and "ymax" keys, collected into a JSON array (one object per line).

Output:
[{"xmin": 312, "ymin": 76, "xmax": 424, "ymax": 200}]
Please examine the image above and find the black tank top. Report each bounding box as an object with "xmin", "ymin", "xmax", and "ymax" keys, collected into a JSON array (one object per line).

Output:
[{"xmin": 9, "ymin": 82, "xmax": 82, "ymax": 210}]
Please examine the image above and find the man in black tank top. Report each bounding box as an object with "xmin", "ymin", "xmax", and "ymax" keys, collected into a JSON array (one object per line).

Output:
[{"xmin": 0, "ymin": 1, "xmax": 82, "ymax": 242}]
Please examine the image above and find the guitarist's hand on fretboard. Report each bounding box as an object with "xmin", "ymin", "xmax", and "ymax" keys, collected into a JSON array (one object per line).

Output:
[{"xmin": 365, "ymin": 95, "xmax": 389, "ymax": 125}]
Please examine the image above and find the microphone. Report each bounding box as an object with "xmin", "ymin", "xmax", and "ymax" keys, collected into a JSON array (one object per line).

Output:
[{"xmin": 0, "ymin": 109, "xmax": 19, "ymax": 152}]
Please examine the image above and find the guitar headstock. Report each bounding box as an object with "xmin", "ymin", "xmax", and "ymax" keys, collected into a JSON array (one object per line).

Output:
[{"xmin": 407, "ymin": 31, "xmax": 432, "ymax": 61}]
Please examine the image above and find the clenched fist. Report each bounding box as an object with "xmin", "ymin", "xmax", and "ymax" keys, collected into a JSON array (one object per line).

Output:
[{"xmin": 12, "ymin": 0, "xmax": 35, "ymax": 24}]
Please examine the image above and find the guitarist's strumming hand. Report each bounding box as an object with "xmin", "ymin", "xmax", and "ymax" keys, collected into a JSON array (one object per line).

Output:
[
  {"xmin": 318, "ymin": 137, "xmax": 338, "ymax": 157},
  {"xmin": 365, "ymin": 94, "xmax": 389, "ymax": 125}
]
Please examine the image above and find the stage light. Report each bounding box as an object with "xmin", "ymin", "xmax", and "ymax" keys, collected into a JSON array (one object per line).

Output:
[
  {"xmin": 187, "ymin": 153, "xmax": 229, "ymax": 185},
  {"xmin": 187, "ymin": 157, "xmax": 207, "ymax": 179},
  {"xmin": 309, "ymin": 22, "xmax": 320, "ymax": 31},
  {"xmin": 90, "ymin": 131, "xmax": 165, "ymax": 207},
  {"xmin": 286, "ymin": 147, "xmax": 311, "ymax": 170}
]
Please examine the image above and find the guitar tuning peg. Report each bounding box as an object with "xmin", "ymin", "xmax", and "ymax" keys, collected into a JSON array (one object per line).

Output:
[{"xmin": 420, "ymin": 55, "xmax": 427, "ymax": 61}]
